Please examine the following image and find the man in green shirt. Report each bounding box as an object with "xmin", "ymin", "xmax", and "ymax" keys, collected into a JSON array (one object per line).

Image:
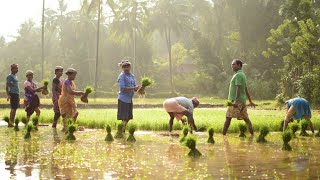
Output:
[{"xmin": 223, "ymin": 59, "xmax": 255, "ymax": 136}]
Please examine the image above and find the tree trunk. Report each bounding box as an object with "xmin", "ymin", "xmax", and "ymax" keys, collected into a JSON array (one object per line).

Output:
[
  {"xmin": 165, "ymin": 27, "xmax": 174, "ymax": 93},
  {"xmin": 94, "ymin": 0, "xmax": 101, "ymax": 99}
]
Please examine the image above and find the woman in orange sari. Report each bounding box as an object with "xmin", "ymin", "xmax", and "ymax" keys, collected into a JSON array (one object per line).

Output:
[{"xmin": 58, "ymin": 68, "xmax": 85, "ymax": 131}]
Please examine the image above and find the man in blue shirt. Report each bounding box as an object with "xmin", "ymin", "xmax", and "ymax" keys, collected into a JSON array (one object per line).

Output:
[
  {"xmin": 117, "ymin": 60, "xmax": 141, "ymax": 132},
  {"xmin": 6, "ymin": 64, "xmax": 20, "ymax": 127}
]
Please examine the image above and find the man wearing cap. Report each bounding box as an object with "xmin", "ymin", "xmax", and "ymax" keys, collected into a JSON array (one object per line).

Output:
[
  {"xmin": 163, "ymin": 97, "xmax": 199, "ymax": 132},
  {"xmin": 222, "ymin": 59, "xmax": 255, "ymax": 136},
  {"xmin": 6, "ymin": 64, "xmax": 20, "ymax": 127},
  {"xmin": 52, "ymin": 66, "xmax": 63, "ymax": 128}
]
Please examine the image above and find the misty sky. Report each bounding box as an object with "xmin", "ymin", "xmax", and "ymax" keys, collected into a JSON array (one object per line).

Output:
[{"xmin": 0, "ymin": 0, "xmax": 81, "ymax": 41}]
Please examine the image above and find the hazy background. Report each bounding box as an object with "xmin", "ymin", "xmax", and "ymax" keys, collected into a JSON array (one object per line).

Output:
[{"xmin": 1, "ymin": 0, "xmax": 320, "ymax": 105}]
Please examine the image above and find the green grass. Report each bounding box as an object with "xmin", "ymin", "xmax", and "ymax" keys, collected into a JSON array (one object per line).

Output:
[
  {"xmin": 2, "ymin": 108, "xmax": 320, "ymax": 133},
  {"xmin": 0, "ymin": 97, "xmax": 281, "ymax": 109}
]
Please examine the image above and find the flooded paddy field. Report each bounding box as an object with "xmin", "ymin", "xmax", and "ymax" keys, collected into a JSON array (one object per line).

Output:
[{"xmin": 1, "ymin": 125, "xmax": 320, "ymax": 179}]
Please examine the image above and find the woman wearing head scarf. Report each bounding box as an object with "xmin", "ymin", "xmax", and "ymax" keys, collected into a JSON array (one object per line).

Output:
[
  {"xmin": 23, "ymin": 70, "xmax": 46, "ymax": 123},
  {"xmin": 117, "ymin": 60, "xmax": 141, "ymax": 132},
  {"xmin": 58, "ymin": 68, "xmax": 85, "ymax": 131},
  {"xmin": 163, "ymin": 97, "xmax": 199, "ymax": 132}
]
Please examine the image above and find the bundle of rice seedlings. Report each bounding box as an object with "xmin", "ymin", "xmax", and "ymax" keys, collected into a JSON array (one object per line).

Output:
[
  {"xmin": 3, "ymin": 115, "xmax": 13, "ymax": 127},
  {"xmin": 3, "ymin": 116, "xmax": 9, "ymax": 124},
  {"xmin": 180, "ymin": 126, "xmax": 189, "ymax": 143},
  {"xmin": 81, "ymin": 86, "xmax": 94, "ymax": 103},
  {"xmin": 21, "ymin": 116, "xmax": 27, "ymax": 124},
  {"xmin": 256, "ymin": 126, "xmax": 269, "ymax": 143},
  {"xmin": 105, "ymin": 125, "xmax": 114, "ymax": 142},
  {"xmin": 14, "ymin": 118, "xmax": 20, "ymax": 131},
  {"xmin": 290, "ymin": 123, "xmax": 299, "ymax": 137},
  {"xmin": 137, "ymin": 76, "xmax": 154, "ymax": 96},
  {"xmin": 238, "ymin": 123, "xmax": 247, "ymax": 138},
  {"xmin": 24, "ymin": 123, "xmax": 32, "ymax": 140},
  {"xmin": 65, "ymin": 123, "xmax": 77, "ymax": 140},
  {"xmin": 32, "ymin": 116, "xmax": 39, "ymax": 131},
  {"xmin": 279, "ymin": 120, "xmax": 284, "ymax": 132},
  {"xmin": 184, "ymin": 135, "xmax": 202, "ymax": 157},
  {"xmin": 282, "ymin": 130, "xmax": 292, "ymax": 151},
  {"xmin": 114, "ymin": 122, "xmax": 124, "ymax": 139},
  {"xmin": 127, "ymin": 123, "xmax": 137, "ymax": 142},
  {"xmin": 42, "ymin": 79, "xmax": 49, "ymax": 95},
  {"xmin": 207, "ymin": 127, "xmax": 215, "ymax": 144},
  {"xmin": 224, "ymin": 100, "xmax": 233, "ymax": 107},
  {"xmin": 299, "ymin": 120, "xmax": 309, "ymax": 136}
]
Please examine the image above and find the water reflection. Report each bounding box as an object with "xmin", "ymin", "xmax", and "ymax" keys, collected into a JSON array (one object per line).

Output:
[
  {"xmin": 0, "ymin": 128, "xmax": 320, "ymax": 178},
  {"xmin": 5, "ymin": 132, "xmax": 18, "ymax": 175}
]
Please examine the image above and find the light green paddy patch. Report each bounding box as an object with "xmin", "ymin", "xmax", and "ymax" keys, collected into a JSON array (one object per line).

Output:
[{"xmin": 1, "ymin": 108, "xmax": 320, "ymax": 133}]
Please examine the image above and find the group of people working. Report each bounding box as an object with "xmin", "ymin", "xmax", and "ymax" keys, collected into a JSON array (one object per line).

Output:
[
  {"xmin": 6, "ymin": 59, "xmax": 315, "ymax": 134},
  {"xmin": 6, "ymin": 65, "xmax": 85, "ymax": 131}
]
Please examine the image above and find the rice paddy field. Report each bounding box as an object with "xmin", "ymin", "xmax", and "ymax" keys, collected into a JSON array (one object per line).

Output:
[
  {"xmin": 1, "ymin": 98, "xmax": 320, "ymax": 179},
  {"xmin": 1, "ymin": 107, "xmax": 320, "ymax": 133}
]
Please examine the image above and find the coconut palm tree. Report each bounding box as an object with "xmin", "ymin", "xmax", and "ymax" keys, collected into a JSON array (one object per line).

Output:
[
  {"xmin": 107, "ymin": 0, "xmax": 150, "ymax": 75},
  {"xmin": 150, "ymin": 0, "xmax": 193, "ymax": 93}
]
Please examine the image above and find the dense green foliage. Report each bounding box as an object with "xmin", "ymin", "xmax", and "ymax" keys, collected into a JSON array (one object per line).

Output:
[{"xmin": 2, "ymin": 0, "xmax": 320, "ymax": 101}]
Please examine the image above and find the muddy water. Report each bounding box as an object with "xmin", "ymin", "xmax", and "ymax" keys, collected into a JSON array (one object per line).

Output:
[{"xmin": 0, "ymin": 126, "xmax": 320, "ymax": 179}]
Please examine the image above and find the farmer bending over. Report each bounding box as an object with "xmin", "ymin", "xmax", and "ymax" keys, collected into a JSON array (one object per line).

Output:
[
  {"xmin": 283, "ymin": 97, "xmax": 314, "ymax": 133},
  {"xmin": 163, "ymin": 97, "xmax": 199, "ymax": 132}
]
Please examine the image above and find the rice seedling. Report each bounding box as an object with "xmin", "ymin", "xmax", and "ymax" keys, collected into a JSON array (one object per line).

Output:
[
  {"xmin": 14, "ymin": 117, "xmax": 20, "ymax": 131},
  {"xmin": 3, "ymin": 116, "xmax": 11, "ymax": 126},
  {"xmin": 81, "ymin": 86, "xmax": 94, "ymax": 103},
  {"xmin": 66, "ymin": 123, "xmax": 77, "ymax": 140},
  {"xmin": 183, "ymin": 135, "xmax": 202, "ymax": 157},
  {"xmin": 105, "ymin": 124, "xmax": 114, "ymax": 142},
  {"xmin": 114, "ymin": 122, "xmax": 124, "ymax": 139},
  {"xmin": 42, "ymin": 79, "xmax": 49, "ymax": 95},
  {"xmin": 32, "ymin": 116, "xmax": 39, "ymax": 131},
  {"xmin": 180, "ymin": 126, "xmax": 190, "ymax": 143},
  {"xmin": 256, "ymin": 126, "xmax": 269, "ymax": 143},
  {"xmin": 127, "ymin": 123, "xmax": 137, "ymax": 142},
  {"xmin": 282, "ymin": 130, "xmax": 293, "ymax": 151},
  {"xmin": 290, "ymin": 123, "xmax": 299, "ymax": 137},
  {"xmin": 238, "ymin": 123, "xmax": 247, "ymax": 138},
  {"xmin": 24, "ymin": 123, "xmax": 32, "ymax": 140},
  {"xmin": 224, "ymin": 100, "xmax": 233, "ymax": 107},
  {"xmin": 137, "ymin": 76, "xmax": 154, "ymax": 97},
  {"xmin": 207, "ymin": 127, "xmax": 215, "ymax": 144},
  {"xmin": 299, "ymin": 120, "xmax": 309, "ymax": 137},
  {"xmin": 279, "ymin": 120, "xmax": 284, "ymax": 132},
  {"xmin": 21, "ymin": 116, "xmax": 27, "ymax": 125}
]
